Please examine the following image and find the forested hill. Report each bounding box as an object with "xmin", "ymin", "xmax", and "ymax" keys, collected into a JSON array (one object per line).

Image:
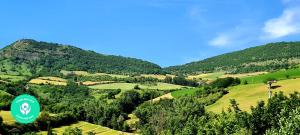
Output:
[
  {"xmin": 165, "ymin": 42, "xmax": 300, "ymax": 74},
  {"xmin": 0, "ymin": 39, "xmax": 163, "ymax": 75}
]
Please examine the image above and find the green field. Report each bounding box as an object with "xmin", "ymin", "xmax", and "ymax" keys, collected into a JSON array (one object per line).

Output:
[
  {"xmin": 89, "ymin": 82, "xmax": 184, "ymax": 91},
  {"xmin": 38, "ymin": 121, "xmax": 133, "ymax": 135},
  {"xmin": 0, "ymin": 74, "xmax": 26, "ymax": 82},
  {"xmin": 207, "ymin": 78, "xmax": 300, "ymax": 112},
  {"xmin": 171, "ymin": 88, "xmax": 199, "ymax": 98},
  {"xmin": 241, "ymin": 68, "xmax": 300, "ymax": 84}
]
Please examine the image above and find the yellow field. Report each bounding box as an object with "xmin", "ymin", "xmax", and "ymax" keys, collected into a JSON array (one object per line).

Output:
[
  {"xmin": 151, "ymin": 93, "xmax": 174, "ymax": 102},
  {"xmin": 0, "ymin": 111, "xmax": 15, "ymax": 124},
  {"xmin": 187, "ymin": 72, "xmax": 224, "ymax": 80},
  {"xmin": 29, "ymin": 76, "xmax": 67, "ymax": 86},
  {"xmin": 140, "ymin": 74, "xmax": 175, "ymax": 80},
  {"xmin": 60, "ymin": 70, "xmax": 129, "ymax": 78},
  {"xmin": 82, "ymin": 81, "xmax": 115, "ymax": 86},
  {"xmin": 207, "ymin": 78, "xmax": 300, "ymax": 113},
  {"xmin": 220, "ymin": 72, "xmax": 268, "ymax": 78},
  {"xmin": 39, "ymin": 77, "xmax": 67, "ymax": 82},
  {"xmin": 188, "ymin": 72, "xmax": 267, "ymax": 81},
  {"xmin": 38, "ymin": 121, "xmax": 134, "ymax": 135}
]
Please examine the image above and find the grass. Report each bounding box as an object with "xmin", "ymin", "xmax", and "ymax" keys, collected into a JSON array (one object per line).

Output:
[
  {"xmin": 206, "ymin": 78, "xmax": 300, "ymax": 113},
  {"xmin": 140, "ymin": 74, "xmax": 175, "ymax": 80},
  {"xmin": 187, "ymin": 72, "xmax": 225, "ymax": 81},
  {"xmin": 241, "ymin": 68, "xmax": 300, "ymax": 84},
  {"xmin": 187, "ymin": 72, "xmax": 268, "ymax": 81},
  {"xmin": 89, "ymin": 82, "xmax": 184, "ymax": 91},
  {"xmin": 37, "ymin": 121, "xmax": 134, "ymax": 135},
  {"xmin": 29, "ymin": 76, "xmax": 67, "ymax": 86},
  {"xmin": 0, "ymin": 74, "xmax": 26, "ymax": 82},
  {"xmin": 89, "ymin": 82, "xmax": 184, "ymax": 99},
  {"xmin": 171, "ymin": 88, "xmax": 200, "ymax": 98},
  {"xmin": 60, "ymin": 70, "xmax": 129, "ymax": 78},
  {"xmin": 152, "ymin": 93, "xmax": 174, "ymax": 102},
  {"xmin": 0, "ymin": 111, "xmax": 15, "ymax": 124},
  {"xmin": 221, "ymin": 72, "xmax": 268, "ymax": 78},
  {"xmin": 82, "ymin": 81, "xmax": 115, "ymax": 86}
]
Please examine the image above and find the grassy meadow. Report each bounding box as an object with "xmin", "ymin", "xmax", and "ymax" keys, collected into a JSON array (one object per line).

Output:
[
  {"xmin": 241, "ymin": 68, "xmax": 300, "ymax": 84},
  {"xmin": 60, "ymin": 70, "xmax": 129, "ymax": 78},
  {"xmin": 0, "ymin": 74, "xmax": 26, "ymax": 82},
  {"xmin": 37, "ymin": 121, "xmax": 133, "ymax": 135},
  {"xmin": 29, "ymin": 76, "xmax": 67, "ymax": 86},
  {"xmin": 207, "ymin": 78, "xmax": 300, "ymax": 112},
  {"xmin": 171, "ymin": 88, "xmax": 199, "ymax": 98},
  {"xmin": 187, "ymin": 72, "xmax": 224, "ymax": 81},
  {"xmin": 89, "ymin": 82, "xmax": 184, "ymax": 91}
]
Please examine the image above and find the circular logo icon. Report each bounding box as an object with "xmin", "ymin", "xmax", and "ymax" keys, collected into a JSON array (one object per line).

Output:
[{"xmin": 11, "ymin": 94, "xmax": 40, "ymax": 124}]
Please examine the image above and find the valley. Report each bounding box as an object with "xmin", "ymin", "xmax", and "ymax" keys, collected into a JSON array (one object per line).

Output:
[{"xmin": 1, "ymin": 40, "xmax": 300, "ymax": 135}]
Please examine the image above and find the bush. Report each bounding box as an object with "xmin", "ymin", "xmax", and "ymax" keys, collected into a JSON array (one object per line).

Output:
[
  {"xmin": 134, "ymin": 85, "xmax": 140, "ymax": 90},
  {"xmin": 211, "ymin": 77, "xmax": 240, "ymax": 88}
]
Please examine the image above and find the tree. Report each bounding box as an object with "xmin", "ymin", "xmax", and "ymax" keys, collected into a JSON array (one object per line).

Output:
[
  {"xmin": 118, "ymin": 90, "xmax": 141, "ymax": 113},
  {"xmin": 230, "ymin": 99, "xmax": 241, "ymax": 113}
]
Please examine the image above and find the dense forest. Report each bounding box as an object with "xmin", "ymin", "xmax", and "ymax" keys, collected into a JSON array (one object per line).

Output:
[
  {"xmin": 0, "ymin": 39, "xmax": 163, "ymax": 76},
  {"xmin": 166, "ymin": 42, "xmax": 300, "ymax": 74}
]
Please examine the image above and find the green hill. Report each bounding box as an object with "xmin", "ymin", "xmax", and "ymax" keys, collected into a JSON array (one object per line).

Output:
[
  {"xmin": 0, "ymin": 39, "xmax": 163, "ymax": 76},
  {"xmin": 165, "ymin": 42, "xmax": 300, "ymax": 74}
]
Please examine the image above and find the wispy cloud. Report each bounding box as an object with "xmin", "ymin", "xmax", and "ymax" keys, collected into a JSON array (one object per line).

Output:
[
  {"xmin": 209, "ymin": 34, "xmax": 231, "ymax": 47},
  {"xmin": 208, "ymin": 20, "xmax": 259, "ymax": 48},
  {"xmin": 261, "ymin": 7, "xmax": 300, "ymax": 39}
]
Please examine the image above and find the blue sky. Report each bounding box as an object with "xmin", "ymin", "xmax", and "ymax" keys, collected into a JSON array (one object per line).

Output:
[{"xmin": 1, "ymin": 0, "xmax": 300, "ymax": 67}]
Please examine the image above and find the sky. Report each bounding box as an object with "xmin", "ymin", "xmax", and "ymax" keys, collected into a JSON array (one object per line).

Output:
[{"xmin": 1, "ymin": 0, "xmax": 300, "ymax": 67}]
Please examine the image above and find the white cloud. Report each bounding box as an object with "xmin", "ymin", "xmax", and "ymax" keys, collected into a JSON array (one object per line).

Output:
[
  {"xmin": 208, "ymin": 21, "xmax": 259, "ymax": 48},
  {"xmin": 209, "ymin": 34, "xmax": 231, "ymax": 47},
  {"xmin": 262, "ymin": 8, "xmax": 300, "ymax": 39}
]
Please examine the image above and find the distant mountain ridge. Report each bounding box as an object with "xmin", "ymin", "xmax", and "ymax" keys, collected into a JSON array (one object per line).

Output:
[
  {"xmin": 165, "ymin": 42, "xmax": 300, "ymax": 74},
  {"xmin": 0, "ymin": 39, "xmax": 163, "ymax": 76}
]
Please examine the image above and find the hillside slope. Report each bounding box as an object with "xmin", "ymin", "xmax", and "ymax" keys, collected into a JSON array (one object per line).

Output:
[
  {"xmin": 207, "ymin": 78, "xmax": 300, "ymax": 112},
  {"xmin": 166, "ymin": 42, "xmax": 300, "ymax": 74},
  {"xmin": 0, "ymin": 39, "xmax": 162, "ymax": 75}
]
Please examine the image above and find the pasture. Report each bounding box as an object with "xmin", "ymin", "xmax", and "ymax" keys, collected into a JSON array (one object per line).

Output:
[
  {"xmin": 37, "ymin": 121, "xmax": 133, "ymax": 135},
  {"xmin": 206, "ymin": 78, "xmax": 300, "ymax": 112},
  {"xmin": 140, "ymin": 74, "xmax": 175, "ymax": 80},
  {"xmin": 0, "ymin": 74, "xmax": 26, "ymax": 82},
  {"xmin": 187, "ymin": 72, "xmax": 224, "ymax": 81},
  {"xmin": 89, "ymin": 82, "xmax": 184, "ymax": 91},
  {"xmin": 60, "ymin": 70, "xmax": 129, "ymax": 78},
  {"xmin": 171, "ymin": 88, "xmax": 199, "ymax": 98},
  {"xmin": 241, "ymin": 68, "xmax": 300, "ymax": 84},
  {"xmin": 29, "ymin": 76, "xmax": 67, "ymax": 86}
]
